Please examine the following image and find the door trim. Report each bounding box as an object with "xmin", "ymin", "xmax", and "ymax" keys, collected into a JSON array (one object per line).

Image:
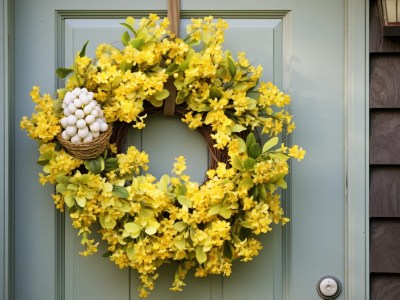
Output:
[
  {"xmin": 1, "ymin": 0, "xmax": 12, "ymax": 299},
  {"xmin": 344, "ymin": 0, "xmax": 369, "ymax": 299}
]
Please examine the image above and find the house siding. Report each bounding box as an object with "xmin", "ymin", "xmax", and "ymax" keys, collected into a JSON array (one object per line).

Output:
[{"xmin": 370, "ymin": 0, "xmax": 400, "ymax": 298}]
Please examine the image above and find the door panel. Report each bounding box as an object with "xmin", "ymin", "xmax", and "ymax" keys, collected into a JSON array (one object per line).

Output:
[{"xmin": 13, "ymin": 1, "xmax": 346, "ymax": 299}]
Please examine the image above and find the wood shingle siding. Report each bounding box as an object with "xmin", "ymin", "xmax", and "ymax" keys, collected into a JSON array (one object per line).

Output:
[
  {"xmin": 370, "ymin": 0, "xmax": 400, "ymax": 299},
  {"xmin": 371, "ymin": 275, "xmax": 400, "ymax": 300}
]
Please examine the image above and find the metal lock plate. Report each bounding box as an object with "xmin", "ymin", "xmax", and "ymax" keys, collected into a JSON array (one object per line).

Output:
[{"xmin": 316, "ymin": 276, "xmax": 341, "ymax": 299}]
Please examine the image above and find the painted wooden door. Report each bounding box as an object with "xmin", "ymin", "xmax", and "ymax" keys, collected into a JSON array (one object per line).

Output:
[{"xmin": 13, "ymin": 0, "xmax": 353, "ymax": 299}]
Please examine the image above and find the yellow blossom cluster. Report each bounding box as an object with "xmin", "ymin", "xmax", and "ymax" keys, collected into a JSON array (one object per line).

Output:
[
  {"xmin": 20, "ymin": 87, "xmax": 61, "ymax": 142},
  {"xmin": 20, "ymin": 15, "xmax": 305, "ymax": 298}
]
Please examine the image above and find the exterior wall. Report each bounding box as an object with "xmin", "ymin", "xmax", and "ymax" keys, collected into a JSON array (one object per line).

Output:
[{"xmin": 370, "ymin": 0, "xmax": 400, "ymax": 299}]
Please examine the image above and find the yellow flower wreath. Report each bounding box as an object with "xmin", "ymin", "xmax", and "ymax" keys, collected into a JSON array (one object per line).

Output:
[{"xmin": 21, "ymin": 14, "xmax": 305, "ymax": 298}]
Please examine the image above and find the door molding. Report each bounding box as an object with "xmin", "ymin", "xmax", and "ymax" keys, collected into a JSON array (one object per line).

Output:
[
  {"xmin": 344, "ymin": 0, "xmax": 369, "ymax": 299},
  {"xmin": 1, "ymin": 0, "xmax": 12, "ymax": 299}
]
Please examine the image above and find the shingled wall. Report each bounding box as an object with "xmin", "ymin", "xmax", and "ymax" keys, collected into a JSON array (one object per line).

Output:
[{"xmin": 370, "ymin": 0, "xmax": 400, "ymax": 299}]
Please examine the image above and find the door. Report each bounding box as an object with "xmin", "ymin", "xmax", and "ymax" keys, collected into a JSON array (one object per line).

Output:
[{"xmin": 12, "ymin": 1, "xmax": 362, "ymax": 299}]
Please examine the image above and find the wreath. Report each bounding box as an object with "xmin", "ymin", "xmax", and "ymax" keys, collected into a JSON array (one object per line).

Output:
[{"xmin": 20, "ymin": 14, "xmax": 305, "ymax": 298}]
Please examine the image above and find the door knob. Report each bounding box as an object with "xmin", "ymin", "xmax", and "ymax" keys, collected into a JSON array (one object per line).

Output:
[{"xmin": 316, "ymin": 276, "xmax": 341, "ymax": 299}]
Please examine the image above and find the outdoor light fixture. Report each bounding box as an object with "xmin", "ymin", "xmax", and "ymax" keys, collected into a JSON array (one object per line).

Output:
[{"xmin": 377, "ymin": 0, "xmax": 400, "ymax": 36}]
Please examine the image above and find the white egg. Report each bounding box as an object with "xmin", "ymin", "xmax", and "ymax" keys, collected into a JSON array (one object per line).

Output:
[
  {"xmin": 85, "ymin": 114, "xmax": 95, "ymax": 125},
  {"xmin": 64, "ymin": 92, "xmax": 75, "ymax": 104},
  {"xmin": 68, "ymin": 103, "xmax": 77, "ymax": 114},
  {"xmin": 61, "ymin": 130, "xmax": 70, "ymax": 141},
  {"xmin": 78, "ymin": 127, "xmax": 89, "ymax": 139},
  {"xmin": 89, "ymin": 100, "xmax": 98, "ymax": 106},
  {"xmin": 81, "ymin": 88, "xmax": 88, "ymax": 94},
  {"xmin": 83, "ymin": 105, "xmax": 93, "ymax": 115},
  {"xmin": 62, "ymin": 103, "xmax": 67, "ymax": 109},
  {"xmin": 63, "ymin": 107, "xmax": 71, "ymax": 117},
  {"xmin": 75, "ymin": 109, "xmax": 85, "ymax": 119},
  {"xmin": 60, "ymin": 117, "xmax": 68, "ymax": 128},
  {"xmin": 83, "ymin": 132, "xmax": 93, "ymax": 143},
  {"xmin": 76, "ymin": 119, "xmax": 87, "ymax": 129},
  {"xmin": 92, "ymin": 131, "xmax": 100, "ymax": 138},
  {"xmin": 80, "ymin": 94, "xmax": 90, "ymax": 105},
  {"xmin": 89, "ymin": 122, "xmax": 100, "ymax": 132},
  {"xmin": 100, "ymin": 122, "xmax": 108, "ymax": 132},
  {"xmin": 67, "ymin": 115, "xmax": 77, "ymax": 125},
  {"xmin": 74, "ymin": 98, "xmax": 83, "ymax": 108},
  {"xmin": 97, "ymin": 109, "xmax": 104, "ymax": 117},
  {"xmin": 88, "ymin": 92, "xmax": 94, "ymax": 98},
  {"xmin": 70, "ymin": 134, "xmax": 81, "ymax": 144},
  {"xmin": 72, "ymin": 87, "xmax": 81, "ymax": 96},
  {"xmin": 66, "ymin": 126, "xmax": 77, "ymax": 137},
  {"xmin": 91, "ymin": 109, "xmax": 98, "ymax": 118}
]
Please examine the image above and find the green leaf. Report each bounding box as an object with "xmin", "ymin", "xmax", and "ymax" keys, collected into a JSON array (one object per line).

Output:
[
  {"xmin": 207, "ymin": 205, "xmax": 221, "ymax": 217},
  {"xmin": 219, "ymin": 207, "xmax": 232, "ymax": 219},
  {"xmin": 157, "ymin": 174, "xmax": 170, "ymax": 192},
  {"xmin": 239, "ymin": 178, "xmax": 254, "ymax": 191},
  {"xmin": 121, "ymin": 31, "xmax": 130, "ymax": 46},
  {"xmin": 75, "ymin": 196, "xmax": 86, "ymax": 208},
  {"xmin": 84, "ymin": 157, "xmax": 105, "ymax": 174},
  {"xmin": 174, "ymin": 184, "xmax": 187, "ymax": 196},
  {"xmin": 112, "ymin": 186, "xmax": 129, "ymax": 199},
  {"xmin": 64, "ymin": 195, "xmax": 75, "ymax": 208},
  {"xmin": 154, "ymin": 89, "xmax": 170, "ymax": 100},
  {"xmin": 178, "ymin": 59, "xmax": 190, "ymax": 71},
  {"xmin": 165, "ymin": 62, "xmax": 178, "ymax": 75},
  {"xmin": 223, "ymin": 241, "xmax": 233, "ymax": 260},
  {"xmin": 246, "ymin": 133, "xmax": 256, "ymax": 150},
  {"xmin": 262, "ymin": 137, "xmax": 279, "ymax": 153},
  {"xmin": 130, "ymin": 38, "xmax": 145, "ymax": 50},
  {"xmin": 100, "ymin": 214, "xmax": 117, "ymax": 229},
  {"xmin": 56, "ymin": 67, "xmax": 73, "ymax": 79},
  {"xmin": 269, "ymin": 152, "xmax": 290, "ymax": 162},
  {"xmin": 231, "ymin": 155, "xmax": 243, "ymax": 171},
  {"xmin": 248, "ymin": 143, "xmax": 262, "ymax": 159},
  {"xmin": 240, "ymin": 221, "xmax": 252, "ymax": 229},
  {"xmin": 174, "ymin": 79, "xmax": 184, "ymax": 90},
  {"xmin": 209, "ymin": 85, "xmax": 223, "ymax": 100},
  {"xmin": 120, "ymin": 23, "xmax": 136, "ymax": 34},
  {"xmin": 126, "ymin": 246, "xmax": 135, "ymax": 260},
  {"xmin": 79, "ymin": 40, "xmax": 89, "ymax": 57},
  {"xmin": 227, "ymin": 57, "xmax": 236, "ymax": 78},
  {"xmin": 102, "ymin": 251, "xmax": 112, "ymax": 258},
  {"xmin": 104, "ymin": 157, "xmax": 118, "ymax": 172},
  {"xmin": 139, "ymin": 208, "xmax": 154, "ymax": 218},
  {"xmin": 232, "ymin": 82, "xmax": 248, "ymax": 91},
  {"xmin": 56, "ymin": 175, "xmax": 70, "ymax": 185},
  {"xmin": 173, "ymin": 221, "xmax": 188, "ymax": 232},
  {"xmin": 276, "ymin": 178, "xmax": 287, "ymax": 189},
  {"xmin": 247, "ymin": 91, "xmax": 260, "ymax": 100},
  {"xmin": 56, "ymin": 184, "xmax": 67, "ymax": 194},
  {"xmin": 174, "ymin": 238, "xmax": 186, "ymax": 250},
  {"xmin": 237, "ymin": 137, "xmax": 247, "ymax": 154},
  {"xmin": 177, "ymin": 195, "xmax": 192, "ymax": 208},
  {"xmin": 145, "ymin": 225, "xmax": 158, "ymax": 235},
  {"xmin": 149, "ymin": 97, "xmax": 164, "ymax": 107},
  {"xmin": 195, "ymin": 246, "xmax": 207, "ymax": 264},
  {"xmin": 78, "ymin": 174, "xmax": 91, "ymax": 184},
  {"xmin": 124, "ymin": 222, "xmax": 142, "ymax": 238},
  {"xmin": 238, "ymin": 227, "xmax": 251, "ymax": 241},
  {"xmin": 243, "ymin": 157, "xmax": 256, "ymax": 170},
  {"xmin": 251, "ymin": 185, "xmax": 259, "ymax": 201},
  {"xmin": 231, "ymin": 124, "xmax": 246, "ymax": 133},
  {"xmin": 258, "ymin": 184, "xmax": 267, "ymax": 201}
]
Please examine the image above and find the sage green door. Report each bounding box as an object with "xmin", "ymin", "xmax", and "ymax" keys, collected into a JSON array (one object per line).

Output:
[{"xmin": 13, "ymin": 1, "xmax": 354, "ymax": 299}]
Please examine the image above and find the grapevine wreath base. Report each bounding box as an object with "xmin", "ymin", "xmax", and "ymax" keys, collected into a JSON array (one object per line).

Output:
[{"xmin": 21, "ymin": 15, "xmax": 305, "ymax": 298}]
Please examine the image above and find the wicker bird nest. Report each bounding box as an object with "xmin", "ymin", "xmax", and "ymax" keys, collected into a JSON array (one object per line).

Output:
[{"xmin": 57, "ymin": 124, "xmax": 113, "ymax": 160}]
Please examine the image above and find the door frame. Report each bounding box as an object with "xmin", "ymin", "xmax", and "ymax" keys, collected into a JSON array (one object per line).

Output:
[{"xmin": 0, "ymin": 0, "xmax": 369, "ymax": 299}]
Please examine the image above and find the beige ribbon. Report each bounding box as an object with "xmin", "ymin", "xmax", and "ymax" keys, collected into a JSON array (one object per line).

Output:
[{"xmin": 163, "ymin": 0, "xmax": 180, "ymax": 116}]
